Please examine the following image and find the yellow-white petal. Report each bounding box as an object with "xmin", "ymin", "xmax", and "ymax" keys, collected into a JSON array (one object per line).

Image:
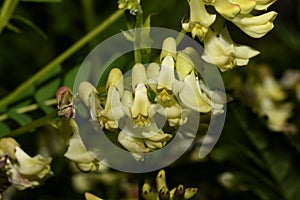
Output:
[
  {"xmin": 102, "ymin": 86, "xmax": 125, "ymax": 121},
  {"xmin": 157, "ymin": 55, "xmax": 176, "ymax": 91},
  {"xmin": 208, "ymin": 0, "xmax": 241, "ymax": 18},
  {"xmin": 132, "ymin": 63, "xmax": 147, "ymax": 89},
  {"xmin": 189, "ymin": 0, "xmax": 216, "ymax": 27},
  {"xmin": 230, "ymin": 0, "xmax": 256, "ymax": 14},
  {"xmin": 160, "ymin": 37, "xmax": 177, "ymax": 61},
  {"xmin": 179, "ymin": 73, "xmax": 211, "ymax": 113},
  {"xmin": 176, "ymin": 49, "xmax": 195, "ymax": 81},
  {"xmin": 64, "ymin": 132, "xmax": 97, "ymax": 164},
  {"xmin": 106, "ymin": 68, "xmax": 124, "ymax": 94},
  {"xmin": 231, "ymin": 11, "xmax": 277, "ymax": 38},
  {"xmin": 0, "ymin": 138, "xmax": 20, "ymax": 160},
  {"xmin": 15, "ymin": 147, "xmax": 51, "ymax": 176},
  {"xmin": 131, "ymin": 83, "xmax": 151, "ymax": 127},
  {"xmin": 118, "ymin": 131, "xmax": 150, "ymax": 153}
]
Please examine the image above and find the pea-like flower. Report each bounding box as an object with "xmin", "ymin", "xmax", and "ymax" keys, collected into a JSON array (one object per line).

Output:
[
  {"xmin": 64, "ymin": 121, "xmax": 100, "ymax": 172},
  {"xmin": 0, "ymin": 137, "xmax": 53, "ymax": 190},
  {"xmin": 231, "ymin": 11, "xmax": 277, "ymax": 38},
  {"xmin": 236, "ymin": 65, "xmax": 296, "ymax": 133},
  {"xmin": 79, "ymin": 69, "xmax": 125, "ymax": 130},
  {"xmin": 182, "ymin": 0, "xmax": 216, "ymax": 41},
  {"xmin": 202, "ymin": 27, "xmax": 260, "ymax": 71}
]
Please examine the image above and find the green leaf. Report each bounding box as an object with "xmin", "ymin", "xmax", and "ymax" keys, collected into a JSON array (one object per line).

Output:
[
  {"xmin": 214, "ymin": 103, "xmax": 300, "ymax": 200},
  {"xmin": 12, "ymin": 15, "xmax": 47, "ymax": 39},
  {"xmin": 0, "ymin": 122, "xmax": 10, "ymax": 137},
  {"xmin": 36, "ymin": 65, "xmax": 62, "ymax": 86},
  {"xmin": 34, "ymin": 78, "xmax": 60, "ymax": 114},
  {"xmin": 14, "ymin": 84, "xmax": 35, "ymax": 103},
  {"xmin": 63, "ymin": 65, "xmax": 79, "ymax": 88},
  {"xmin": 7, "ymin": 111, "xmax": 32, "ymax": 126}
]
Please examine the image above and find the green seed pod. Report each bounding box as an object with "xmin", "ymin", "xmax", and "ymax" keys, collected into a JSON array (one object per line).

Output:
[
  {"xmin": 159, "ymin": 186, "xmax": 170, "ymax": 200},
  {"xmin": 156, "ymin": 169, "xmax": 167, "ymax": 192},
  {"xmin": 184, "ymin": 188, "xmax": 198, "ymax": 199},
  {"xmin": 141, "ymin": 182, "xmax": 157, "ymax": 200}
]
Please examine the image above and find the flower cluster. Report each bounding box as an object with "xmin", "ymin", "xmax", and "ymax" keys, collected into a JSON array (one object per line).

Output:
[
  {"xmin": 56, "ymin": 86, "xmax": 101, "ymax": 172},
  {"xmin": 83, "ymin": 169, "xmax": 198, "ymax": 200},
  {"xmin": 141, "ymin": 169, "xmax": 198, "ymax": 200},
  {"xmin": 182, "ymin": 0, "xmax": 277, "ymax": 71},
  {"xmin": 233, "ymin": 65, "xmax": 296, "ymax": 133},
  {"xmin": 78, "ymin": 37, "xmax": 225, "ymax": 161},
  {"xmin": 0, "ymin": 137, "xmax": 53, "ymax": 191}
]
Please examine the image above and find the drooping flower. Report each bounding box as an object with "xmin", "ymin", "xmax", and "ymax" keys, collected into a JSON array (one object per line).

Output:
[
  {"xmin": 182, "ymin": 0, "xmax": 216, "ymax": 41},
  {"xmin": 0, "ymin": 137, "xmax": 53, "ymax": 190},
  {"xmin": 64, "ymin": 122, "xmax": 100, "ymax": 172},
  {"xmin": 230, "ymin": 11, "xmax": 277, "ymax": 38},
  {"xmin": 202, "ymin": 27, "xmax": 260, "ymax": 71}
]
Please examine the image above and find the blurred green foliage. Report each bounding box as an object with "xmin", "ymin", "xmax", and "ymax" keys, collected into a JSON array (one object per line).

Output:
[{"xmin": 0, "ymin": 0, "xmax": 300, "ymax": 199}]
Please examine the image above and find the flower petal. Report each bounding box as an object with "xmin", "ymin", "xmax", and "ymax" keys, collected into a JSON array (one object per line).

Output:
[{"xmin": 179, "ymin": 73, "xmax": 211, "ymax": 113}]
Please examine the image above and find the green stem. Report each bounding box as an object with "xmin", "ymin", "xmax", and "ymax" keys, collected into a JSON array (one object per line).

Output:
[
  {"xmin": 81, "ymin": 0, "xmax": 96, "ymax": 32},
  {"xmin": 0, "ymin": 9, "xmax": 124, "ymax": 110},
  {"xmin": 8, "ymin": 110, "xmax": 57, "ymax": 137},
  {"xmin": 0, "ymin": 0, "xmax": 20, "ymax": 34},
  {"xmin": 0, "ymin": 99, "xmax": 56, "ymax": 122},
  {"xmin": 134, "ymin": 4, "xmax": 143, "ymax": 63},
  {"xmin": 175, "ymin": 29, "xmax": 186, "ymax": 45}
]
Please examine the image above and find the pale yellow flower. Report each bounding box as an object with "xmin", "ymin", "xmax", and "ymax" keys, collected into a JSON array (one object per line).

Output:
[
  {"xmin": 202, "ymin": 28, "xmax": 260, "ymax": 71},
  {"xmin": 64, "ymin": 123, "xmax": 100, "ymax": 172},
  {"xmin": 182, "ymin": 0, "xmax": 216, "ymax": 41},
  {"xmin": 0, "ymin": 137, "xmax": 53, "ymax": 190},
  {"xmin": 79, "ymin": 77, "xmax": 125, "ymax": 130},
  {"xmin": 231, "ymin": 11, "xmax": 277, "ymax": 38},
  {"xmin": 178, "ymin": 72, "xmax": 211, "ymax": 113}
]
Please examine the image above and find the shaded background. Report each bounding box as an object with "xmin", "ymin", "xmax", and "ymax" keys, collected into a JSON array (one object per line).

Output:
[{"xmin": 0, "ymin": 0, "xmax": 300, "ymax": 199}]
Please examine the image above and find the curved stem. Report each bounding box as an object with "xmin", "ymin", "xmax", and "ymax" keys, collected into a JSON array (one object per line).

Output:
[{"xmin": 0, "ymin": 9, "xmax": 124, "ymax": 110}]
